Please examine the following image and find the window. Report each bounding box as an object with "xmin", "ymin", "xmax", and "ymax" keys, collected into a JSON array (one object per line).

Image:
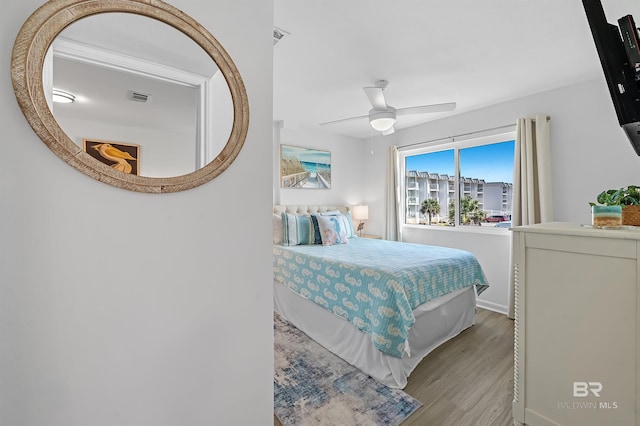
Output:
[{"xmin": 400, "ymin": 132, "xmax": 515, "ymax": 228}]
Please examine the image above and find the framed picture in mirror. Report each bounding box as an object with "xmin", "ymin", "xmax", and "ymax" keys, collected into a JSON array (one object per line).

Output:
[{"xmin": 83, "ymin": 139, "xmax": 140, "ymax": 175}]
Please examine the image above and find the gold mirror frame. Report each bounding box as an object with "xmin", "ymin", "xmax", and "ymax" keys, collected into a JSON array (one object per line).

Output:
[{"xmin": 11, "ymin": 0, "xmax": 249, "ymax": 193}]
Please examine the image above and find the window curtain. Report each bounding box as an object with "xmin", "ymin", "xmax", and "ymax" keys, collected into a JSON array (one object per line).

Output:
[
  {"xmin": 507, "ymin": 114, "xmax": 553, "ymax": 318},
  {"xmin": 385, "ymin": 145, "xmax": 401, "ymax": 241}
]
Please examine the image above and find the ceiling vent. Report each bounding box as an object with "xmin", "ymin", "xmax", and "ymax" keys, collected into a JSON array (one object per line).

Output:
[
  {"xmin": 273, "ymin": 26, "xmax": 290, "ymax": 46},
  {"xmin": 127, "ymin": 90, "xmax": 150, "ymax": 103}
]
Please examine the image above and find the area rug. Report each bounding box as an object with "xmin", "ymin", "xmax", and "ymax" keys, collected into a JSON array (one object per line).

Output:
[{"xmin": 274, "ymin": 312, "xmax": 422, "ymax": 425}]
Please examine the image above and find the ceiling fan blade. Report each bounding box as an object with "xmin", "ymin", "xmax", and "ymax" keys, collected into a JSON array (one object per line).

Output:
[
  {"xmin": 319, "ymin": 114, "xmax": 369, "ymax": 126},
  {"xmin": 396, "ymin": 102, "xmax": 456, "ymax": 116},
  {"xmin": 363, "ymin": 86, "xmax": 388, "ymax": 110}
]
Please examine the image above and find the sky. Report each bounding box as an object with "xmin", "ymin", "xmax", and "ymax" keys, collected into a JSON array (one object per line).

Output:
[{"xmin": 405, "ymin": 140, "xmax": 515, "ymax": 183}]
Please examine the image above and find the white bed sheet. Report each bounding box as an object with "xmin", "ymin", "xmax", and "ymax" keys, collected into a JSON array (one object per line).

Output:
[{"xmin": 273, "ymin": 280, "xmax": 477, "ymax": 389}]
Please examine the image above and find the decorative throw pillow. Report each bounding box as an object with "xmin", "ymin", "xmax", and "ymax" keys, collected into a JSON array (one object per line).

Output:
[
  {"xmin": 281, "ymin": 213, "xmax": 315, "ymax": 246},
  {"xmin": 342, "ymin": 211, "xmax": 356, "ymax": 238},
  {"xmin": 318, "ymin": 211, "xmax": 355, "ymax": 238},
  {"xmin": 310, "ymin": 215, "xmax": 323, "ymax": 244},
  {"xmin": 316, "ymin": 214, "xmax": 350, "ymax": 246}
]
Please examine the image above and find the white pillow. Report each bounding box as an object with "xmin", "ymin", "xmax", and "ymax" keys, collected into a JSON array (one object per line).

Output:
[
  {"xmin": 316, "ymin": 214, "xmax": 349, "ymax": 246},
  {"xmin": 319, "ymin": 210, "xmax": 341, "ymax": 216},
  {"xmin": 273, "ymin": 214, "xmax": 283, "ymax": 245}
]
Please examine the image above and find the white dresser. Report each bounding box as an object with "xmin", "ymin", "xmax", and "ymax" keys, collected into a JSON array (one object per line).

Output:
[{"xmin": 512, "ymin": 222, "xmax": 639, "ymax": 426}]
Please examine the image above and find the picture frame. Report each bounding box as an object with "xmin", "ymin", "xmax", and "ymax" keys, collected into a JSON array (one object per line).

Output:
[
  {"xmin": 83, "ymin": 139, "xmax": 140, "ymax": 175},
  {"xmin": 280, "ymin": 144, "xmax": 331, "ymax": 189}
]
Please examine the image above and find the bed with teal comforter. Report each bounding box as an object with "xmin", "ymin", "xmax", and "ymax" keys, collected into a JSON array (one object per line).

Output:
[{"xmin": 272, "ymin": 237, "xmax": 489, "ymax": 358}]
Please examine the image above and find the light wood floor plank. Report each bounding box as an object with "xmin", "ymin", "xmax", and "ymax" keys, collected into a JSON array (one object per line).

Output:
[{"xmin": 275, "ymin": 308, "xmax": 514, "ymax": 426}]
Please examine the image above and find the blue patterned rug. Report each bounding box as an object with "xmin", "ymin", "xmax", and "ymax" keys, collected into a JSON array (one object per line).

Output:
[{"xmin": 274, "ymin": 312, "xmax": 422, "ymax": 425}]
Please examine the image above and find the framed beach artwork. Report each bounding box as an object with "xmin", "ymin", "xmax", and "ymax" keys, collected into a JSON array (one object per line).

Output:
[
  {"xmin": 280, "ymin": 144, "xmax": 331, "ymax": 189},
  {"xmin": 83, "ymin": 139, "xmax": 140, "ymax": 175}
]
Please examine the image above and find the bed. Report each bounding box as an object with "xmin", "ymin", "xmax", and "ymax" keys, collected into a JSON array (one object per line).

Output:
[{"xmin": 272, "ymin": 204, "xmax": 489, "ymax": 389}]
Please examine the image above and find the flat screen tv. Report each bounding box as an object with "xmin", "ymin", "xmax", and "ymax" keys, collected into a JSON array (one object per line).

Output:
[{"xmin": 583, "ymin": 0, "xmax": 640, "ymax": 154}]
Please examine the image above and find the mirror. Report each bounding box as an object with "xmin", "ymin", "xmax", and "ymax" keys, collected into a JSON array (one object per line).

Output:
[
  {"xmin": 12, "ymin": 0, "xmax": 249, "ymax": 193},
  {"xmin": 50, "ymin": 12, "xmax": 234, "ymax": 178}
]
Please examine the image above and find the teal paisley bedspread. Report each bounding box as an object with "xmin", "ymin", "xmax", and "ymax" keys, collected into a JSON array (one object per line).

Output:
[{"xmin": 272, "ymin": 238, "xmax": 489, "ymax": 358}]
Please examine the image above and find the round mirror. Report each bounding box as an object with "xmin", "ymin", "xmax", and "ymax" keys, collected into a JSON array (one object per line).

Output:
[
  {"xmin": 51, "ymin": 12, "xmax": 234, "ymax": 178},
  {"xmin": 12, "ymin": 0, "xmax": 249, "ymax": 193}
]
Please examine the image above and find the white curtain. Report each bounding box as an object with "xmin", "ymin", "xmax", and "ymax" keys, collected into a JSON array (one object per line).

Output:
[
  {"xmin": 385, "ymin": 145, "xmax": 401, "ymax": 241},
  {"xmin": 507, "ymin": 114, "xmax": 553, "ymax": 318}
]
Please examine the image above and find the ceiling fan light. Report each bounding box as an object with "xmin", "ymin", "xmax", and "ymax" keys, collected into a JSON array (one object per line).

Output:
[{"xmin": 369, "ymin": 110, "xmax": 396, "ymax": 132}]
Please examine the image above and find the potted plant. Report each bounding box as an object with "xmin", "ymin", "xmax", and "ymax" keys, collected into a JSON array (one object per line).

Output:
[{"xmin": 590, "ymin": 186, "xmax": 640, "ymax": 226}]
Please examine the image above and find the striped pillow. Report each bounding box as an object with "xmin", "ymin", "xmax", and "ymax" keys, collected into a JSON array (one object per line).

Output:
[
  {"xmin": 343, "ymin": 211, "xmax": 356, "ymax": 238},
  {"xmin": 281, "ymin": 213, "xmax": 315, "ymax": 246}
]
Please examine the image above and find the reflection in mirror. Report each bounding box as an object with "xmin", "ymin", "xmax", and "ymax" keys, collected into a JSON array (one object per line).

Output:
[
  {"xmin": 46, "ymin": 13, "xmax": 233, "ymax": 178},
  {"xmin": 12, "ymin": 0, "xmax": 248, "ymax": 193}
]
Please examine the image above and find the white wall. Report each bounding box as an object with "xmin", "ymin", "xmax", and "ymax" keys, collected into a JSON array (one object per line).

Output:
[
  {"xmin": 0, "ymin": 1, "xmax": 273, "ymax": 425},
  {"xmin": 361, "ymin": 77, "xmax": 640, "ymax": 314},
  {"xmin": 275, "ymin": 125, "xmax": 365, "ymax": 206}
]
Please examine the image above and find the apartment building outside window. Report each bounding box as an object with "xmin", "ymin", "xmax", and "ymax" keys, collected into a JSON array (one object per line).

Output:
[{"xmin": 400, "ymin": 132, "xmax": 515, "ymax": 228}]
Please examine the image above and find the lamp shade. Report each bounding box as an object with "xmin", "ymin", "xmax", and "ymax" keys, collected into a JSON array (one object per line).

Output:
[{"xmin": 352, "ymin": 205, "xmax": 369, "ymax": 221}]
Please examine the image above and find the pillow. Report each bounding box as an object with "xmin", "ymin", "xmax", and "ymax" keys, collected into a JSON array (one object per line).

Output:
[
  {"xmin": 343, "ymin": 211, "xmax": 356, "ymax": 238},
  {"xmin": 316, "ymin": 214, "xmax": 350, "ymax": 246},
  {"xmin": 281, "ymin": 212, "xmax": 315, "ymax": 246},
  {"xmin": 273, "ymin": 214, "xmax": 283, "ymax": 245},
  {"xmin": 319, "ymin": 209, "xmax": 341, "ymax": 216},
  {"xmin": 318, "ymin": 211, "xmax": 355, "ymax": 238},
  {"xmin": 310, "ymin": 215, "xmax": 322, "ymax": 244}
]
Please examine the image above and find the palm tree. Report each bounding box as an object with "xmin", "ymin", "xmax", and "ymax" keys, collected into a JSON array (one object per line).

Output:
[
  {"xmin": 460, "ymin": 195, "xmax": 486, "ymax": 225},
  {"xmin": 420, "ymin": 198, "xmax": 440, "ymax": 225},
  {"xmin": 448, "ymin": 199, "xmax": 455, "ymax": 224},
  {"xmin": 449, "ymin": 196, "xmax": 487, "ymax": 225}
]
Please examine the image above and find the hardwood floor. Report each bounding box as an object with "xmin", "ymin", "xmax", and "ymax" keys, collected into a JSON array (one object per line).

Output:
[
  {"xmin": 274, "ymin": 308, "xmax": 514, "ymax": 426},
  {"xmin": 401, "ymin": 308, "xmax": 514, "ymax": 426}
]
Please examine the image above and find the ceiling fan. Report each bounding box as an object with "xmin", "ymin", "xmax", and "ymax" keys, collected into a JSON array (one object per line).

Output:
[{"xmin": 320, "ymin": 80, "xmax": 456, "ymax": 135}]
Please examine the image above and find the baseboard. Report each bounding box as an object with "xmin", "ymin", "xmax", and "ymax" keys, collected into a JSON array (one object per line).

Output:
[{"xmin": 476, "ymin": 299, "xmax": 508, "ymax": 316}]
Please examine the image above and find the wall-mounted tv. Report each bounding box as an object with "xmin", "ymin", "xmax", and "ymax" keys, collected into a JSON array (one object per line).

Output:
[{"xmin": 583, "ymin": 0, "xmax": 640, "ymax": 154}]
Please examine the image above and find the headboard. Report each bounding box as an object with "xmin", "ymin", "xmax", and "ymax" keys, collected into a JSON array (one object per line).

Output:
[{"xmin": 273, "ymin": 205, "xmax": 351, "ymax": 215}]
